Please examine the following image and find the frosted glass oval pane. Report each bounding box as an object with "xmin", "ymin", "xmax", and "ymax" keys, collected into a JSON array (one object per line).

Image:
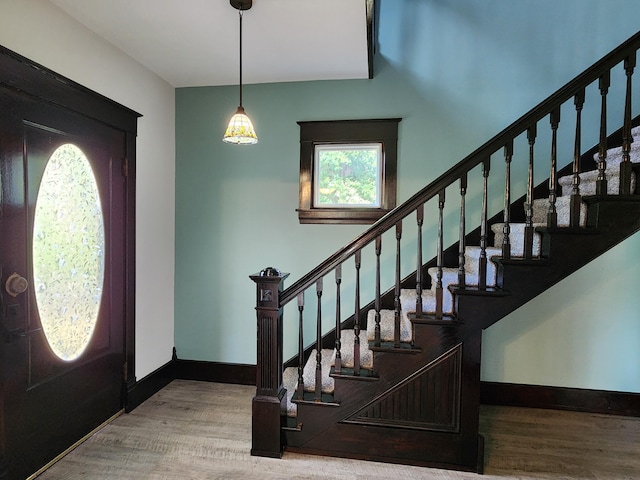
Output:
[{"xmin": 33, "ymin": 144, "xmax": 105, "ymax": 361}]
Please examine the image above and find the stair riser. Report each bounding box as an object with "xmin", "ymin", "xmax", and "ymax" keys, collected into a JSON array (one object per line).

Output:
[
  {"xmin": 532, "ymin": 196, "xmax": 587, "ymax": 227},
  {"xmin": 492, "ymin": 224, "xmax": 542, "ymax": 257}
]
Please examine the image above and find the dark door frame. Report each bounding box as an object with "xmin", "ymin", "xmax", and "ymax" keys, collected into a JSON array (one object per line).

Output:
[{"xmin": 0, "ymin": 44, "xmax": 139, "ymax": 404}]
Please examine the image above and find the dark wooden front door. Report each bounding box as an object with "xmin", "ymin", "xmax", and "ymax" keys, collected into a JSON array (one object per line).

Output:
[{"xmin": 0, "ymin": 69, "xmax": 133, "ymax": 479}]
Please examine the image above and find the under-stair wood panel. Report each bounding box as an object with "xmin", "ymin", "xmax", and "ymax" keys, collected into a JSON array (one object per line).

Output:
[
  {"xmin": 251, "ymin": 29, "xmax": 640, "ymax": 473},
  {"xmin": 346, "ymin": 344, "xmax": 462, "ymax": 432}
]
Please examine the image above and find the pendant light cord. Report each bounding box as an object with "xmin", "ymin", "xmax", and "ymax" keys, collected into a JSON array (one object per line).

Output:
[{"xmin": 239, "ymin": 10, "xmax": 243, "ymax": 108}]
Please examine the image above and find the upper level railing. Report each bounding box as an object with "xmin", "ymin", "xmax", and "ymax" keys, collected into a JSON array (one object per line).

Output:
[{"xmin": 250, "ymin": 29, "xmax": 640, "ymax": 458}]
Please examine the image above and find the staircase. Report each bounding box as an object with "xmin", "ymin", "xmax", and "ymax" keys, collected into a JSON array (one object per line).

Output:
[{"xmin": 250, "ymin": 31, "xmax": 640, "ymax": 473}]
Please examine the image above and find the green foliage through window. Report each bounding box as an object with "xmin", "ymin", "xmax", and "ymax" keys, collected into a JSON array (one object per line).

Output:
[
  {"xmin": 315, "ymin": 144, "xmax": 381, "ymax": 207},
  {"xmin": 32, "ymin": 143, "xmax": 105, "ymax": 361}
]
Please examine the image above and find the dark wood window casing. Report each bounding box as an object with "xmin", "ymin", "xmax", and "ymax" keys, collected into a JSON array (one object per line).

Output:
[{"xmin": 297, "ymin": 118, "xmax": 401, "ymax": 224}]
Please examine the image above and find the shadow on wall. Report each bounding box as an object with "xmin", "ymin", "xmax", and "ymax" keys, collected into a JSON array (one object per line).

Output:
[{"xmin": 378, "ymin": 0, "xmax": 634, "ymax": 138}]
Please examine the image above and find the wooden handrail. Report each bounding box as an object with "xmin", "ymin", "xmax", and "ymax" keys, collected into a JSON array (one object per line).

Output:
[{"xmin": 280, "ymin": 29, "xmax": 640, "ymax": 307}]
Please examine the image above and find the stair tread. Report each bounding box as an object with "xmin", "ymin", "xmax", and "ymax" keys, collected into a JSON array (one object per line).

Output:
[
  {"xmin": 334, "ymin": 329, "xmax": 374, "ymax": 369},
  {"xmin": 492, "ymin": 258, "xmax": 551, "ymax": 267},
  {"xmin": 408, "ymin": 312, "xmax": 461, "ymax": 325},
  {"xmin": 303, "ymin": 349, "xmax": 335, "ymax": 394},
  {"xmin": 330, "ymin": 366, "xmax": 379, "ymax": 381},
  {"xmin": 402, "ymin": 285, "xmax": 455, "ymax": 315},
  {"xmin": 369, "ymin": 341, "xmax": 421, "ymax": 353},
  {"xmin": 535, "ymin": 226, "xmax": 599, "ymax": 235},
  {"xmin": 366, "ymin": 307, "xmax": 412, "ymax": 343},
  {"xmin": 427, "ymin": 263, "xmax": 497, "ymax": 276},
  {"xmin": 448, "ymin": 285, "xmax": 511, "ymax": 296},
  {"xmin": 292, "ymin": 392, "xmax": 340, "ymax": 407},
  {"xmin": 492, "ymin": 222, "xmax": 543, "ymax": 257},
  {"xmin": 586, "ymin": 125, "xmax": 640, "ymax": 167},
  {"xmin": 531, "ymin": 196, "xmax": 587, "ymax": 227},
  {"xmin": 558, "ymin": 163, "xmax": 637, "ymax": 196},
  {"xmin": 582, "ymin": 194, "xmax": 640, "ymax": 204}
]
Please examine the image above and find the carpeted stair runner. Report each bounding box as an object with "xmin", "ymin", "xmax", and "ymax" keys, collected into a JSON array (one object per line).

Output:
[{"xmin": 283, "ymin": 132, "xmax": 638, "ymax": 417}]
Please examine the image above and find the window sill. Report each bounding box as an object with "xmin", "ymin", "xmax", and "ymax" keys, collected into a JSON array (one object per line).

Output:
[{"xmin": 297, "ymin": 208, "xmax": 390, "ymax": 225}]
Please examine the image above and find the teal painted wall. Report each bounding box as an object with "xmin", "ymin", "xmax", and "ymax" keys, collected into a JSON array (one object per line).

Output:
[{"xmin": 176, "ymin": 0, "xmax": 640, "ymax": 392}]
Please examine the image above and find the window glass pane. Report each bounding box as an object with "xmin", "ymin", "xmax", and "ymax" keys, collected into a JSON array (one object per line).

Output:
[
  {"xmin": 32, "ymin": 143, "xmax": 105, "ymax": 362},
  {"xmin": 314, "ymin": 143, "xmax": 382, "ymax": 207}
]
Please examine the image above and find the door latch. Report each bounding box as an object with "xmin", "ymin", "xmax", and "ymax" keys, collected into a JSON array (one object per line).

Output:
[{"xmin": 5, "ymin": 272, "xmax": 28, "ymax": 297}]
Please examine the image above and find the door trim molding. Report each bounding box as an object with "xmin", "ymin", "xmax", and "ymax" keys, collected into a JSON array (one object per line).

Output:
[{"xmin": 0, "ymin": 45, "xmax": 140, "ymax": 133}]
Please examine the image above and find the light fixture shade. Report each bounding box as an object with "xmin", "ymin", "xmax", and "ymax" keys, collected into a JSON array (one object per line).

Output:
[{"xmin": 223, "ymin": 106, "xmax": 258, "ymax": 145}]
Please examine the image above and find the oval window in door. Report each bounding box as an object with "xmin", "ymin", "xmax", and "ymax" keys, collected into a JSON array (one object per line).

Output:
[{"xmin": 32, "ymin": 143, "xmax": 105, "ymax": 361}]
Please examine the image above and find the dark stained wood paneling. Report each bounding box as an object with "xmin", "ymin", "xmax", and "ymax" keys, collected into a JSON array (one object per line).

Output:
[
  {"xmin": 0, "ymin": 45, "xmax": 140, "ymax": 133},
  {"xmin": 346, "ymin": 344, "xmax": 462, "ymax": 432}
]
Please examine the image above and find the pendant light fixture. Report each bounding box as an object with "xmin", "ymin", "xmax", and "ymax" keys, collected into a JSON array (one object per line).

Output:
[{"xmin": 223, "ymin": 0, "xmax": 258, "ymax": 145}]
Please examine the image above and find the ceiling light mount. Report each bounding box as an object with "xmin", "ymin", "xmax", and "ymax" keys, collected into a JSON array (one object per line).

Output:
[{"xmin": 230, "ymin": 0, "xmax": 252, "ymax": 11}]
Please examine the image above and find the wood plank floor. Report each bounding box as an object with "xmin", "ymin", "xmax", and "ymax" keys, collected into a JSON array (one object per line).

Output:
[{"xmin": 36, "ymin": 380, "xmax": 640, "ymax": 479}]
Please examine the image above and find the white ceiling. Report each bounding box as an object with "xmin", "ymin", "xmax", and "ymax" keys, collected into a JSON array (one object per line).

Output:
[{"xmin": 48, "ymin": 0, "xmax": 370, "ymax": 88}]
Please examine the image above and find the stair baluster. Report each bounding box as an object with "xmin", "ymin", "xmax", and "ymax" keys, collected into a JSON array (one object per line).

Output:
[
  {"xmin": 502, "ymin": 140, "xmax": 513, "ymax": 259},
  {"xmin": 620, "ymin": 53, "xmax": 636, "ymax": 195},
  {"xmin": 435, "ymin": 190, "xmax": 445, "ymax": 318},
  {"xmin": 374, "ymin": 236, "xmax": 382, "ymax": 347},
  {"xmin": 596, "ymin": 71, "xmax": 611, "ymax": 195},
  {"xmin": 458, "ymin": 174, "xmax": 467, "ymax": 288},
  {"xmin": 353, "ymin": 251, "xmax": 362, "ymax": 375},
  {"xmin": 315, "ymin": 278, "xmax": 323, "ymax": 401},
  {"xmin": 334, "ymin": 265, "xmax": 342, "ymax": 374},
  {"xmin": 479, "ymin": 158, "xmax": 490, "ymax": 289},
  {"xmin": 296, "ymin": 292, "xmax": 305, "ymax": 400},
  {"xmin": 570, "ymin": 89, "xmax": 585, "ymax": 228},
  {"xmin": 524, "ymin": 124, "xmax": 537, "ymax": 259},
  {"xmin": 547, "ymin": 106, "xmax": 561, "ymax": 228},
  {"xmin": 394, "ymin": 221, "xmax": 402, "ymax": 347},
  {"xmin": 414, "ymin": 204, "xmax": 424, "ymax": 318}
]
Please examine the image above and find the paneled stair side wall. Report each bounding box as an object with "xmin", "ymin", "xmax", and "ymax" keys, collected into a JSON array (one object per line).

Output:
[{"xmin": 250, "ymin": 30, "xmax": 640, "ymax": 473}]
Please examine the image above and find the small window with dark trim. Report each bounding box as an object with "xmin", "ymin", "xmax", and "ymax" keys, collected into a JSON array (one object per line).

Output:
[{"xmin": 297, "ymin": 118, "xmax": 401, "ymax": 224}]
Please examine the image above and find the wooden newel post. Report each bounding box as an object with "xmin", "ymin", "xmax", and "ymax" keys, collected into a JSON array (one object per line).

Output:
[{"xmin": 249, "ymin": 267, "xmax": 289, "ymax": 458}]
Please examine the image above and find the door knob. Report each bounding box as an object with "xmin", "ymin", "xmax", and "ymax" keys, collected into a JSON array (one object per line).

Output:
[{"xmin": 5, "ymin": 273, "xmax": 28, "ymax": 297}]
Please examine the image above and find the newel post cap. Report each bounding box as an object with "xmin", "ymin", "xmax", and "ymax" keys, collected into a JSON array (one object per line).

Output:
[{"xmin": 250, "ymin": 267, "xmax": 290, "ymax": 283}]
